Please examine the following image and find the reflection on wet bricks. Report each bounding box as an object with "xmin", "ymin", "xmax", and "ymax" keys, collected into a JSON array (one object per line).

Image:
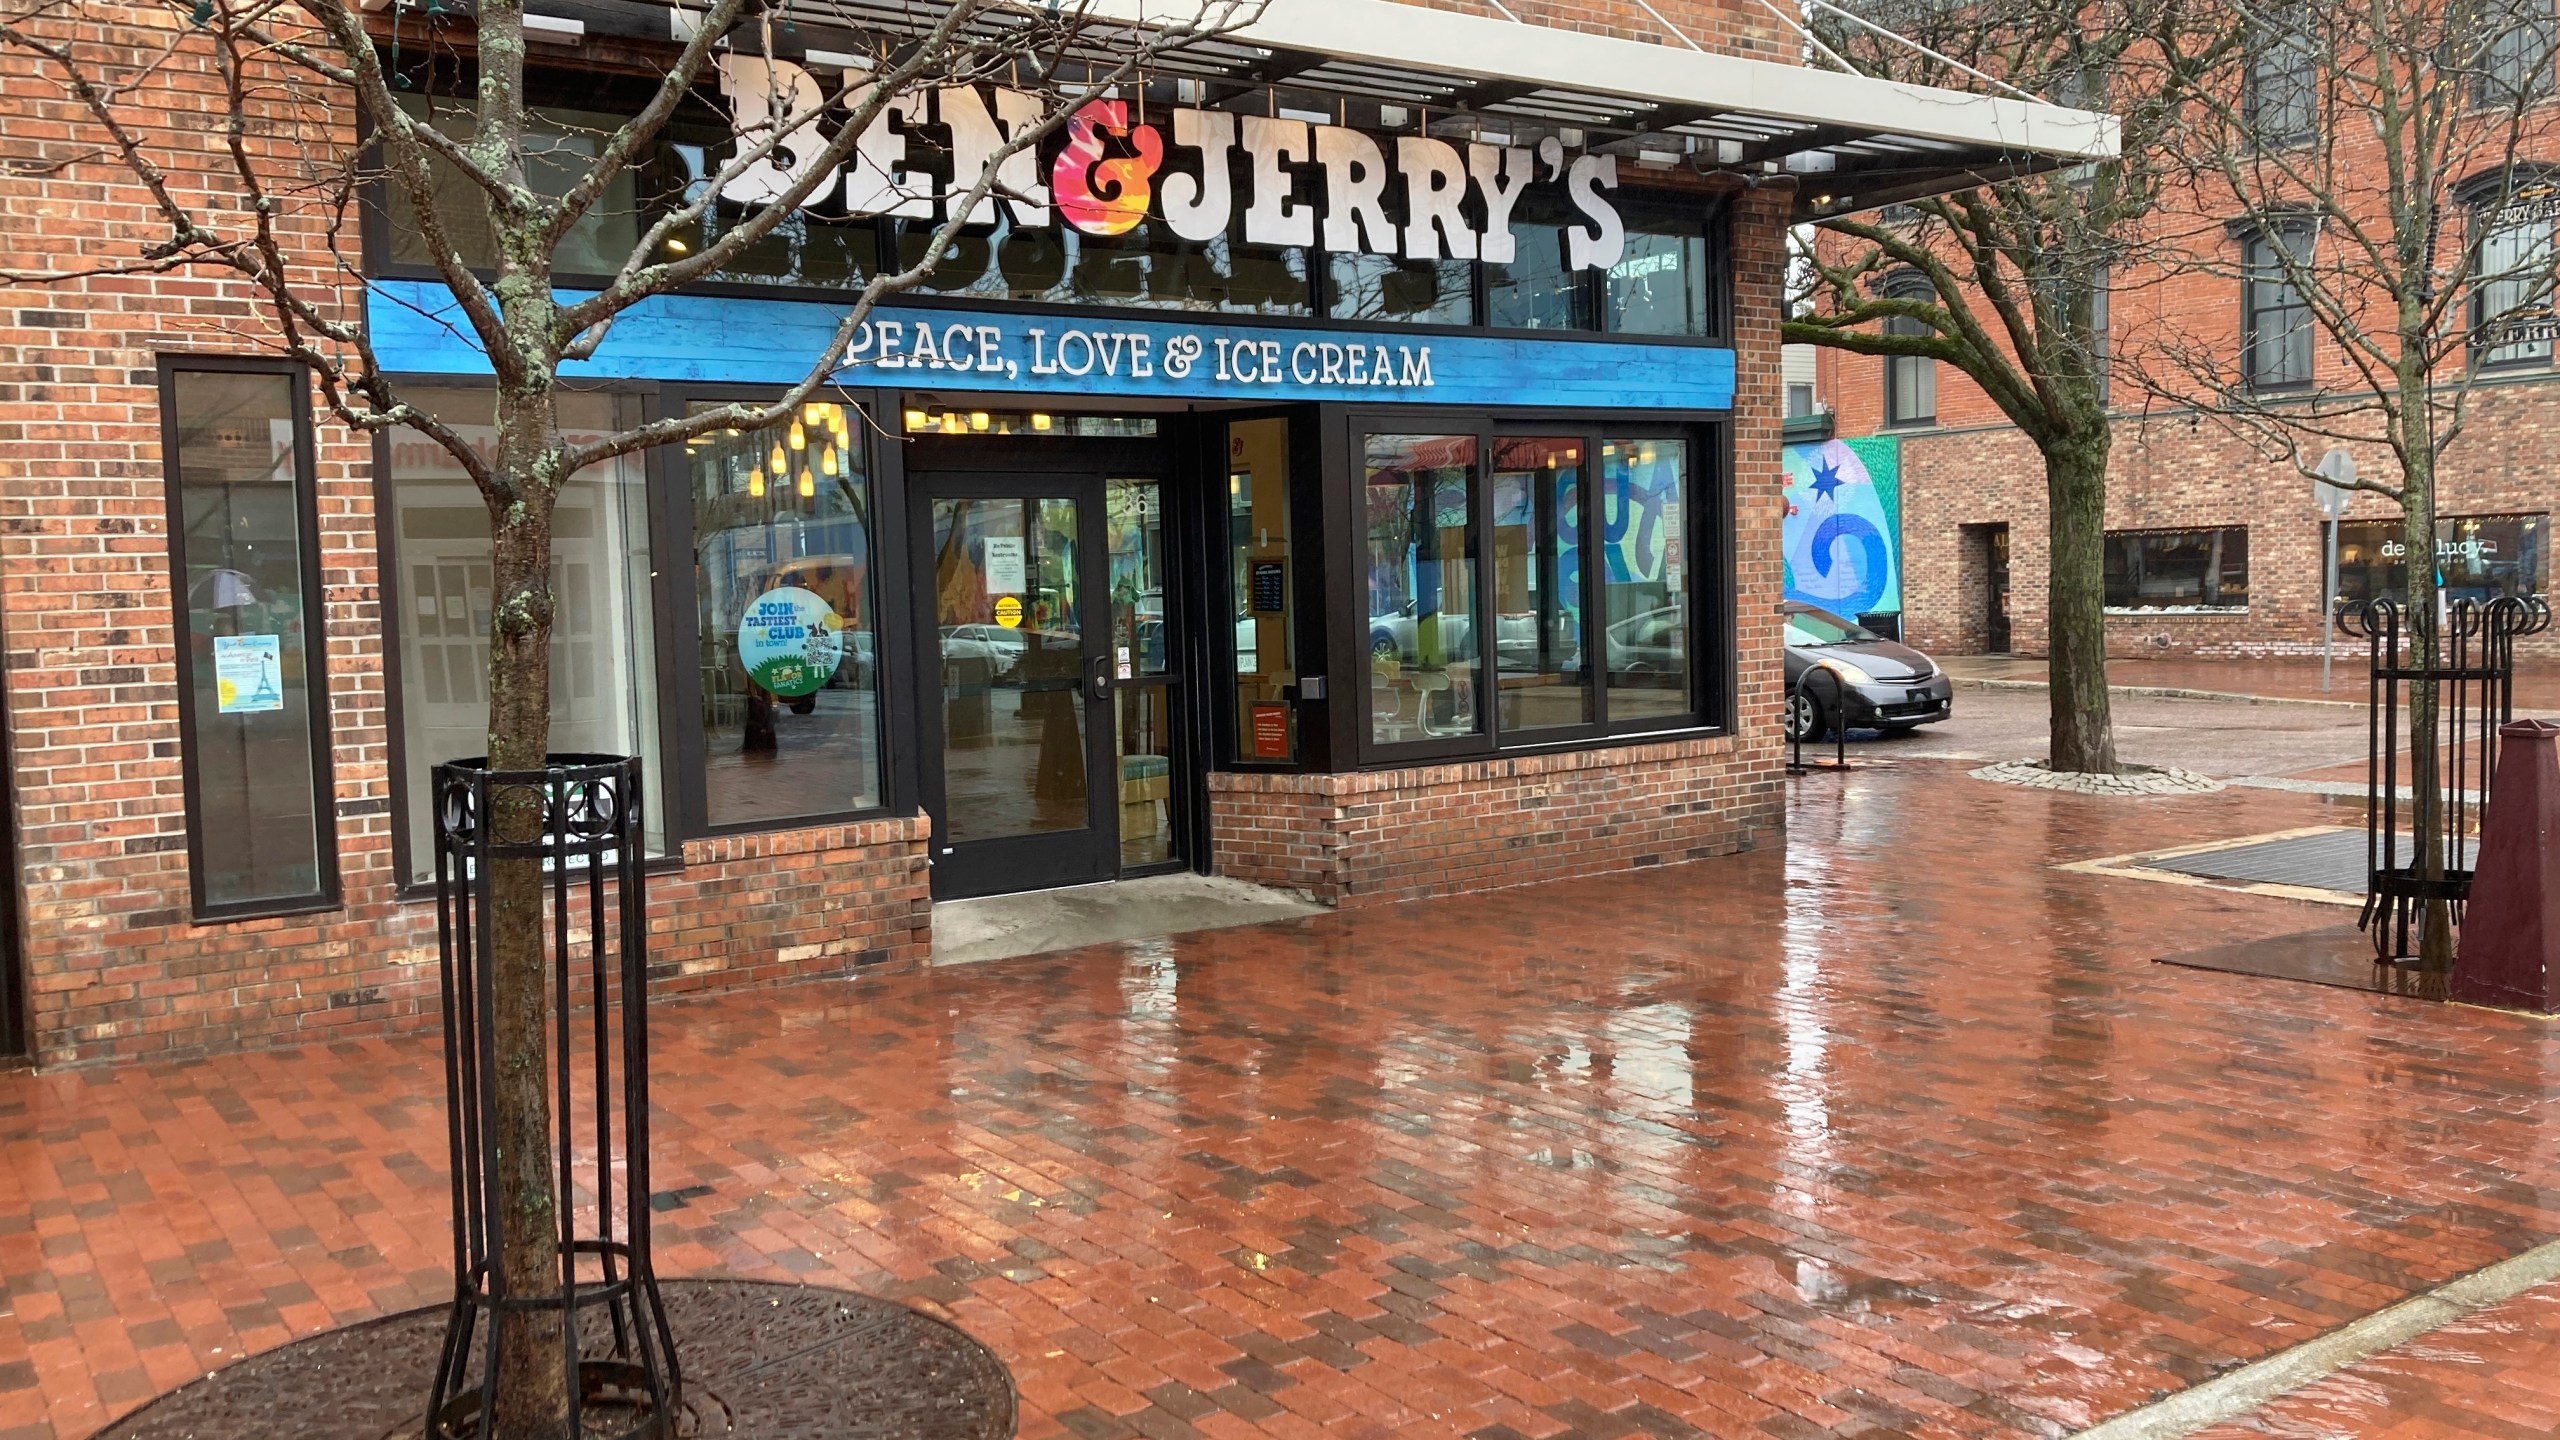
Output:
[{"xmin": 6, "ymin": 761, "xmax": 2559, "ymax": 1440}]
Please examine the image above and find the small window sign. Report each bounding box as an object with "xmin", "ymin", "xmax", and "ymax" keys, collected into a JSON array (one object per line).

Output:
[{"xmin": 1250, "ymin": 559, "xmax": 1286, "ymax": 614}]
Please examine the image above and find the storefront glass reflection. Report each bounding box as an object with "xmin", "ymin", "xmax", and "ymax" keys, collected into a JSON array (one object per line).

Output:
[
  {"xmin": 1366, "ymin": 434, "xmax": 1482, "ymax": 742},
  {"xmin": 169, "ymin": 368, "xmax": 327, "ymax": 910},
  {"xmin": 391, "ymin": 389, "xmax": 664, "ymax": 878},
  {"xmin": 690, "ymin": 400, "xmax": 882, "ymax": 826},
  {"xmin": 1229, "ymin": 418, "xmax": 1295, "ymax": 761},
  {"xmin": 1601, "ymin": 438, "xmax": 1691, "ymax": 721},
  {"xmin": 2336, "ymin": 513, "xmax": 2549, "ymax": 607},
  {"xmin": 934, "ymin": 496, "xmax": 1088, "ymax": 841},
  {"xmin": 1493, "ymin": 438, "xmax": 1592, "ymax": 730}
]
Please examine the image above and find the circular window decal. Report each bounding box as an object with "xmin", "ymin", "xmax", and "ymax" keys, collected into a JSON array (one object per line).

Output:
[{"xmin": 738, "ymin": 586, "xmax": 844, "ymax": 699}]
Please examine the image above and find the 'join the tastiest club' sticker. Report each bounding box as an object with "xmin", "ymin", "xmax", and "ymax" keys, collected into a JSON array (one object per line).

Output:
[{"xmin": 738, "ymin": 586, "xmax": 845, "ymax": 698}]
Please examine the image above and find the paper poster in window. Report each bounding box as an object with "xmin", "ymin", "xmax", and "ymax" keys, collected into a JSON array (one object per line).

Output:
[
  {"xmin": 213, "ymin": 633, "xmax": 286, "ymax": 714},
  {"xmin": 981, "ymin": 535, "xmax": 1027, "ymax": 595}
]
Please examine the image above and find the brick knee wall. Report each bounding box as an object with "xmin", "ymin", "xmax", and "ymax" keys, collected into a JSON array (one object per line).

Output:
[
  {"xmin": 1209, "ymin": 737, "xmax": 1785, "ymax": 908},
  {"xmin": 29, "ymin": 813, "xmax": 932, "ymax": 1069}
]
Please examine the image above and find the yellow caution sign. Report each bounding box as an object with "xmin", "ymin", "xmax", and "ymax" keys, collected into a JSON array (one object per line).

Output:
[{"xmin": 994, "ymin": 595, "xmax": 1023, "ymax": 628}]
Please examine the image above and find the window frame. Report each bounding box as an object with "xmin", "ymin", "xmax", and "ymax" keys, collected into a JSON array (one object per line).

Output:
[
  {"xmin": 2468, "ymin": 183, "xmax": 2557, "ymax": 369},
  {"xmin": 2244, "ymin": 17, "xmax": 2320, "ymax": 151},
  {"xmin": 1879, "ymin": 272, "xmax": 1938, "ymax": 428},
  {"xmin": 660, "ymin": 383, "xmax": 908, "ymax": 843},
  {"xmin": 372, "ymin": 377, "xmax": 686, "ymax": 892},
  {"xmin": 2102, "ymin": 525, "xmax": 2252, "ymax": 613},
  {"xmin": 2241, "ymin": 220, "xmax": 2317, "ymax": 392},
  {"xmin": 157, "ymin": 354, "xmax": 343, "ymax": 922},
  {"xmin": 2473, "ymin": 0, "xmax": 2559, "ymax": 109},
  {"xmin": 1339, "ymin": 408, "xmax": 1724, "ymax": 770}
]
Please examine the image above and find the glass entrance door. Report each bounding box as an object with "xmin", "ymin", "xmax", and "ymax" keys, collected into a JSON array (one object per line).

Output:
[{"xmin": 922, "ymin": 477, "xmax": 1115, "ymax": 897}]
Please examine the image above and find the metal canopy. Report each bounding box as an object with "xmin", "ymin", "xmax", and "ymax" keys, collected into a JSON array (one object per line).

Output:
[{"xmin": 781, "ymin": 0, "xmax": 2120, "ymax": 218}]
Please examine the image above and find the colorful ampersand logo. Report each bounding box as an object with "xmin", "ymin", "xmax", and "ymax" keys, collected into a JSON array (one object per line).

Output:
[{"xmin": 1051, "ymin": 100, "xmax": 1163, "ymax": 236}]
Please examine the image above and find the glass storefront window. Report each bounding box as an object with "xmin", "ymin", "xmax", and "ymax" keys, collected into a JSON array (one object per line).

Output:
[
  {"xmin": 166, "ymin": 365, "xmax": 333, "ymax": 914},
  {"xmin": 2103, "ymin": 527, "xmax": 2249, "ymax": 610},
  {"xmin": 1108, "ymin": 480, "xmax": 1169, "ymax": 678},
  {"xmin": 1605, "ymin": 216, "xmax": 1710, "ymax": 336},
  {"xmin": 690, "ymin": 399, "xmax": 883, "ymax": 826},
  {"xmin": 385, "ymin": 99, "xmax": 641, "ymax": 276},
  {"xmin": 931, "ymin": 495, "xmax": 1086, "ymax": 840},
  {"xmin": 1329, "ymin": 253, "xmax": 1477, "ymax": 326},
  {"xmin": 893, "ymin": 215, "xmax": 1311, "ymax": 315},
  {"xmin": 388, "ymin": 389, "xmax": 664, "ymax": 880},
  {"xmin": 1365, "ymin": 434, "xmax": 1482, "ymax": 743},
  {"xmin": 1228, "ymin": 418, "xmax": 1295, "ymax": 761},
  {"xmin": 1600, "ymin": 438, "xmax": 1691, "ymax": 722},
  {"xmin": 2337, "ymin": 513, "xmax": 2549, "ymax": 606},
  {"xmin": 1492, "ymin": 438, "xmax": 1592, "ymax": 731},
  {"xmin": 1486, "ymin": 193, "xmax": 1596, "ymax": 331}
]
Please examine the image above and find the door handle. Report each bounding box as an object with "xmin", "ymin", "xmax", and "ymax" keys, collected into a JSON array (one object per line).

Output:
[{"xmin": 1086, "ymin": 654, "xmax": 1111, "ymax": 701}]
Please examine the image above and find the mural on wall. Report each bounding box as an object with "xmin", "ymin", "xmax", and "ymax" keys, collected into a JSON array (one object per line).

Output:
[{"xmin": 1783, "ymin": 436, "xmax": 1902, "ymax": 618}]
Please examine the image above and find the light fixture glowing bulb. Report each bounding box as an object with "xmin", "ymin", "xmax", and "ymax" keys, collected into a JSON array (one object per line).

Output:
[
  {"xmin": 788, "ymin": 423, "xmax": 806, "ymax": 450},
  {"xmin": 798, "ymin": 467, "xmax": 815, "ymax": 498},
  {"xmin": 769, "ymin": 445, "xmax": 787, "ymax": 473},
  {"xmin": 665, "ymin": 237, "xmax": 689, "ymax": 255},
  {"xmin": 969, "ymin": 411, "xmax": 990, "ymax": 431},
  {"xmin": 749, "ymin": 471, "xmax": 765, "ymax": 497},
  {"xmin": 819, "ymin": 449, "xmax": 836, "ymax": 476},
  {"xmin": 941, "ymin": 412, "xmax": 963, "ymax": 433},
  {"xmin": 1031, "ymin": 413, "xmax": 1052, "ymax": 431},
  {"xmin": 903, "ymin": 409, "xmax": 928, "ymax": 430},
  {"xmin": 802, "ymin": 402, "xmax": 825, "ymax": 424}
]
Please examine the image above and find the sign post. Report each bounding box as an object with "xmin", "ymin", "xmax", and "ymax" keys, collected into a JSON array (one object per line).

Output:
[{"xmin": 2313, "ymin": 449, "xmax": 2356, "ymax": 691}]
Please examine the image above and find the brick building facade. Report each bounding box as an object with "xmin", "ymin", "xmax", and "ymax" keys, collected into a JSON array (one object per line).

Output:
[
  {"xmin": 0, "ymin": 0, "xmax": 2101, "ymax": 1067},
  {"xmin": 1802, "ymin": 65, "xmax": 2558, "ymax": 665}
]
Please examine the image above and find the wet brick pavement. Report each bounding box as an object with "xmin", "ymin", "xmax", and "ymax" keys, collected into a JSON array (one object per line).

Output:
[
  {"xmin": 4, "ymin": 759, "xmax": 2558, "ymax": 1440},
  {"xmin": 2190, "ymin": 1279, "xmax": 2560, "ymax": 1440}
]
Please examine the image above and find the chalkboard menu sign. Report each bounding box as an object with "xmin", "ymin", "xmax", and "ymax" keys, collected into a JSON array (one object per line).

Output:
[{"xmin": 1249, "ymin": 560, "xmax": 1286, "ymax": 615}]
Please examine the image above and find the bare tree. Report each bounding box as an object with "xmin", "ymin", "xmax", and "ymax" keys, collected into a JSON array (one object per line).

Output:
[
  {"xmin": 1784, "ymin": 0, "xmax": 2229, "ymax": 776},
  {"xmin": 0, "ymin": 0, "xmax": 1253, "ymax": 1432},
  {"xmin": 2134, "ymin": 0, "xmax": 2560, "ymax": 966}
]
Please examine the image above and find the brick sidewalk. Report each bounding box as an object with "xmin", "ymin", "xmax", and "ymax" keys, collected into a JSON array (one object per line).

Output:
[
  {"xmin": 5, "ymin": 762, "xmax": 2558, "ymax": 1440},
  {"xmin": 2192, "ymin": 1278, "xmax": 2560, "ymax": 1440}
]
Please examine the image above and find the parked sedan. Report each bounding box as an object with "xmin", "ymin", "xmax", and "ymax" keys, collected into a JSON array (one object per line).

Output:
[{"xmin": 1782, "ymin": 602, "xmax": 1953, "ymax": 741}]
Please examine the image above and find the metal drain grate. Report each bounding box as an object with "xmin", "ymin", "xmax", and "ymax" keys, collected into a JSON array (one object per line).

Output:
[{"xmin": 2136, "ymin": 829, "xmax": 2370, "ymax": 895}]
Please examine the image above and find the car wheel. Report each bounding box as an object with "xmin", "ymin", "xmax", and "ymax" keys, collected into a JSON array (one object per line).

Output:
[
  {"xmin": 1786, "ymin": 689, "xmax": 1825, "ymax": 743},
  {"xmin": 1371, "ymin": 631, "xmax": 1399, "ymax": 661}
]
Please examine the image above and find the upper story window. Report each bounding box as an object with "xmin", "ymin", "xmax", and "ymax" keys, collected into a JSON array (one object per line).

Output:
[
  {"xmin": 2245, "ymin": 16, "xmax": 2319, "ymax": 151},
  {"xmin": 2470, "ymin": 182, "xmax": 2556, "ymax": 366},
  {"xmin": 2242, "ymin": 221, "xmax": 2316, "ymax": 391},
  {"xmin": 2475, "ymin": 0, "xmax": 2558, "ymax": 108},
  {"xmin": 1880, "ymin": 272, "xmax": 1936, "ymax": 427}
]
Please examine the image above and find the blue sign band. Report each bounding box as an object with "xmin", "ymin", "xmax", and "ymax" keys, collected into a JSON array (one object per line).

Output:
[{"xmin": 365, "ymin": 279, "xmax": 1735, "ymax": 411}]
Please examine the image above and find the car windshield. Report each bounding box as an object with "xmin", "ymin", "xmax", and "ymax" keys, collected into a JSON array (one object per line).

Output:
[{"xmin": 1785, "ymin": 607, "xmax": 1878, "ymax": 647}]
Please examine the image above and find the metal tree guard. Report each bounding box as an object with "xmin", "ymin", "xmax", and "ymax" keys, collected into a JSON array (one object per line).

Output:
[
  {"xmin": 2337, "ymin": 596, "xmax": 2553, "ymax": 965},
  {"xmin": 431, "ymin": 754, "xmax": 676, "ymax": 1439}
]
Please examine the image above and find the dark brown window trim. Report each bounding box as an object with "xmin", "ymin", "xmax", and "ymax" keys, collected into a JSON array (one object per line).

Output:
[{"xmin": 157, "ymin": 354, "xmax": 343, "ymax": 923}]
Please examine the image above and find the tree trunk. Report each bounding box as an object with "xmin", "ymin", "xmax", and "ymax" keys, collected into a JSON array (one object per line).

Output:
[
  {"xmin": 488, "ymin": 383, "xmax": 568, "ymax": 1440},
  {"xmin": 2044, "ymin": 430, "xmax": 2119, "ymax": 775},
  {"xmin": 2398, "ymin": 440, "xmax": 2450, "ymax": 970}
]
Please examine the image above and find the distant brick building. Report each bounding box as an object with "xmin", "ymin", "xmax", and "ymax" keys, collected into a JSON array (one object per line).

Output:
[
  {"xmin": 0, "ymin": 0, "xmax": 2104, "ymax": 1066},
  {"xmin": 1801, "ymin": 72, "xmax": 2557, "ymax": 665}
]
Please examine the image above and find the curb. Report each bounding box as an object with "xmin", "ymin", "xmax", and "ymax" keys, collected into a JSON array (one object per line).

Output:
[{"xmin": 1951, "ymin": 676, "xmax": 2364, "ymax": 709}]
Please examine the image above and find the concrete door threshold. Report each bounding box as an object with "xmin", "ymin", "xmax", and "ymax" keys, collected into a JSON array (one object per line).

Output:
[{"xmin": 931, "ymin": 872, "xmax": 1327, "ymax": 967}]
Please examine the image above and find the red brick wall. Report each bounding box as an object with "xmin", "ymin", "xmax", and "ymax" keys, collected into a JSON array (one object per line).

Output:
[
  {"xmin": 1209, "ymin": 736, "xmax": 1781, "ymax": 906},
  {"xmin": 1889, "ymin": 400, "xmax": 2558, "ymax": 663}
]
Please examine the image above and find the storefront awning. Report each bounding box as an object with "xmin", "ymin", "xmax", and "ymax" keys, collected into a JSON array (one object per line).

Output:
[{"xmin": 778, "ymin": 0, "xmax": 2119, "ymax": 218}]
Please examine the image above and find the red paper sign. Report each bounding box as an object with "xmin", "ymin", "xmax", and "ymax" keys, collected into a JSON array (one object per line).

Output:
[{"xmin": 1249, "ymin": 702, "xmax": 1291, "ymax": 760}]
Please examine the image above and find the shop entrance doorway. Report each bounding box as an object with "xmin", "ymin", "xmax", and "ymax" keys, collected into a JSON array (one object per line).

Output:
[{"xmin": 911, "ymin": 447, "xmax": 1187, "ymax": 900}]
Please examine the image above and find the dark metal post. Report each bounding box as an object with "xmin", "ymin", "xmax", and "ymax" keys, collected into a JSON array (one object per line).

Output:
[{"xmin": 430, "ymin": 754, "xmax": 675, "ymax": 1440}]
